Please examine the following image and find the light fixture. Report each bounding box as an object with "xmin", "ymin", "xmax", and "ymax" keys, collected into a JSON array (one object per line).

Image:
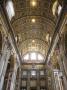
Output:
[
  {"xmin": 6, "ymin": 0, "xmax": 15, "ymax": 20},
  {"xmin": 31, "ymin": 0, "xmax": 37, "ymax": 7},
  {"xmin": 31, "ymin": 18, "xmax": 36, "ymax": 23},
  {"xmin": 32, "ymin": 40, "xmax": 35, "ymax": 43}
]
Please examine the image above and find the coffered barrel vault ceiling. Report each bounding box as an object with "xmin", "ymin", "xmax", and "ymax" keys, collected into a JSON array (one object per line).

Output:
[{"xmin": 9, "ymin": 0, "xmax": 57, "ymax": 60}]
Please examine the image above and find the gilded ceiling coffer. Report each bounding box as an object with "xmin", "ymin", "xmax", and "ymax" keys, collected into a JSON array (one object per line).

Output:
[
  {"xmin": 4, "ymin": 0, "xmax": 63, "ymax": 62},
  {"xmin": 9, "ymin": 0, "xmax": 55, "ymax": 57}
]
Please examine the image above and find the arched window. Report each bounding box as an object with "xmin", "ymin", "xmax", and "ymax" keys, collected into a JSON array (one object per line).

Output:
[{"xmin": 23, "ymin": 52, "xmax": 44, "ymax": 61}]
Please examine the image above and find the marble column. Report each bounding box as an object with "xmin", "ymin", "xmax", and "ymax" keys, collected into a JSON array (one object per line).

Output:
[
  {"xmin": 10, "ymin": 62, "xmax": 18, "ymax": 90},
  {"xmin": 57, "ymin": 33, "xmax": 67, "ymax": 90},
  {"xmin": 37, "ymin": 71, "xmax": 40, "ymax": 90},
  {"xmin": 27, "ymin": 71, "xmax": 30, "ymax": 90},
  {"xmin": 0, "ymin": 44, "xmax": 11, "ymax": 90}
]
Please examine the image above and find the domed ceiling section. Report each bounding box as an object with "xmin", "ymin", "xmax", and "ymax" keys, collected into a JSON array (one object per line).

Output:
[{"xmin": 8, "ymin": 0, "xmax": 56, "ymax": 57}]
